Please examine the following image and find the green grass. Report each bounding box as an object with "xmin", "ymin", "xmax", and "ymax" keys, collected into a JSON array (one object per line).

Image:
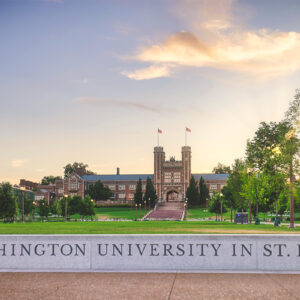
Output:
[
  {"xmin": 0, "ymin": 221, "xmax": 299, "ymax": 234},
  {"xmin": 187, "ymin": 208, "xmax": 300, "ymax": 222}
]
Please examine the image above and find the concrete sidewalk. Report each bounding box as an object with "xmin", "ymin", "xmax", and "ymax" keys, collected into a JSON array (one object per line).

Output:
[{"xmin": 1, "ymin": 273, "xmax": 300, "ymax": 300}]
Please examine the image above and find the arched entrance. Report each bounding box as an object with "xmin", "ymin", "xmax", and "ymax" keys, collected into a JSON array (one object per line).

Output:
[{"xmin": 166, "ymin": 190, "xmax": 179, "ymax": 202}]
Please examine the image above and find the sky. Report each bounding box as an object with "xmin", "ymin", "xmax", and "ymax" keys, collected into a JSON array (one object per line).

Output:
[{"xmin": 1, "ymin": 0, "xmax": 300, "ymax": 184}]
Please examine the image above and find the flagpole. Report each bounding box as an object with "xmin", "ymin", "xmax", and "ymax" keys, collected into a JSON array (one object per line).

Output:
[
  {"xmin": 157, "ymin": 129, "xmax": 159, "ymax": 146},
  {"xmin": 185, "ymin": 129, "xmax": 187, "ymax": 146}
]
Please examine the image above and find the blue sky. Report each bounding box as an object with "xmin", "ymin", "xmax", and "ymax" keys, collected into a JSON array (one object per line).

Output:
[{"xmin": 1, "ymin": 0, "xmax": 300, "ymax": 183}]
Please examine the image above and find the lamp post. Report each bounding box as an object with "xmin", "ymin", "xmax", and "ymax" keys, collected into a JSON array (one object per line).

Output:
[
  {"xmin": 20, "ymin": 187, "xmax": 25, "ymax": 224},
  {"xmin": 139, "ymin": 203, "xmax": 141, "ymax": 219},
  {"xmin": 64, "ymin": 194, "xmax": 68, "ymax": 222},
  {"xmin": 148, "ymin": 197, "xmax": 150, "ymax": 210},
  {"xmin": 247, "ymin": 168, "xmax": 252, "ymax": 224},
  {"xmin": 220, "ymin": 192, "xmax": 223, "ymax": 222}
]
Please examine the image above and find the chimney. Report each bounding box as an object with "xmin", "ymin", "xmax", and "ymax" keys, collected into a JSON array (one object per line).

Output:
[{"xmin": 117, "ymin": 167, "xmax": 120, "ymax": 175}]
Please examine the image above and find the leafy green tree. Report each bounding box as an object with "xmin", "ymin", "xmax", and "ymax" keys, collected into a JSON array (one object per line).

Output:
[
  {"xmin": 24, "ymin": 195, "xmax": 35, "ymax": 216},
  {"xmin": 0, "ymin": 182, "xmax": 17, "ymax": 221},
  {"xmin": 51, "ymin": 198, "xmax": 62, "ymax": 216},
  {"xmin": 209, "ymin": 192, "xmax": 227, "ymax": 220},
  {"xmin": 88, "ymin": 180, "xmax": 111, "ymax": 201},
  {"xmin": 221, "ymin": 183, "xmax": 236, "ymax": 222},
  {"xmin": 241, "ymin": 171, "xmax": 270, "ymax": 218},
  {"xmin": 198, "ymin": 176, "xmax": 209, "ymax": 207},
  {"xmin": 68, "ymin": 195, "xmax": 83, "ymax": 215},
  {"xmin": 38, "ymin": 199, "xmax": 50, "ymax": 219},
  {"xmin": 134, "ymin": 178, "xmax": 143, "ymax": 205},
  {"xmin": 80, "ymin": 195, "xmax": 95, "ymax": 219},
  {"xmin": 186, "ymin": 176, "xmax": 199, "ymax": 206},
  {"xmin": 41, "ymin": 176, "xmax": 62, "ymax": 185},
  {"xmin": 60, "ymin": 196, "xmax": 71, "ymax": 217},
  {"xmin": 212, "ymin": 163, "xmax": 231, "ymax": 174},
  {"xmin": 228, "ymin": 159, "xmax": 247, "ymax": 211},
  {"xmin": 143, "ymin": 177, "xmax": 157, "ymax": 208},
  {"xmin": 63, "ymin": 162, "xmax": 95, "ymax": 177}
]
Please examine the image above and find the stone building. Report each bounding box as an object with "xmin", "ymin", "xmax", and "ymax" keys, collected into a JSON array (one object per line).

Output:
[{"xmin": 36, "ymin": 145, "xmax": 228, "ymax": 202}]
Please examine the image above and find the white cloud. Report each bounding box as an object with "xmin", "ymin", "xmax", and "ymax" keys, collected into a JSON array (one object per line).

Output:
[
  {"xmin": 11, "ymin": 159, "xmax": 27, "ymax": 168},
  {"xmin": 121, "ymin": 0, "xmax": 300, "ymax": 80},
  {"xmin": 121, "ymin": 65, "xmax": 171, "ymax": 80}
]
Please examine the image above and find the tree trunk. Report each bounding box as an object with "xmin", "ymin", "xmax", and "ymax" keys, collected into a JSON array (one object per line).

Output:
[
  {"xmin": 248, "ymin": 196, "xmax": 252, "ymax": 224},
  {"xmin": 275, "ymin": 199, "xmax": 278, "ymax": 218},
  {"xmin": 289, "ymin": 161, "xmax": 295, "ymax": 229}
]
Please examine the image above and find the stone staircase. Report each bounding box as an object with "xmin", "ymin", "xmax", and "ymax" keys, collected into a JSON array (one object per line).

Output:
[{"xmin": 145, "ymin": 201, "xmax": 184, "ymax": 220}]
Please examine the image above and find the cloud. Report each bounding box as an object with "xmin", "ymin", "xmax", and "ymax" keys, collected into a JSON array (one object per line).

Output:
[
  {"xmin": 121, "ymin": 65, "xmax": 171, "ymax": 80},
  {"xmin": 122, "ymin": 0, "xmax": 300, "ymax": 80},
  {"xmin": 11, "ymin": 159, "xmax": 27, "ymax": 168},
  {"xmin": 73, "ymin": 97, "xmax": 177, "ymax": 113}
]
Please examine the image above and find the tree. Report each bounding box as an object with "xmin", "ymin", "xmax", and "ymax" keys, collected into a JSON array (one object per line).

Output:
[
  {"xmin": 51, "ymin": 198, "xmax": 62, "ymax": 216},
  {"xmin": 63, "ymin": 162, "xmax": 95, "ymax": 177},
  {"xmin": 212, "ymin": 163, "xmax": 231, "ymax": 174},
  {"xmin": 246, "ymin": 121, "xmax": 291, "ymax": 212},
  {"xmin": 80, "ymin": 195, "xmax": 95, "ymax": 219},
  {"xmin": 60, "ymin": 196, "xmax": 71, "ymax": 217},
  {"xmin": 134, "ymin": 178, "xmax": 143, "ymax": 205},
  {"xmin": 0, "ymin": 182, "xmax": 17, "ymax": 221},
  {"xmin": 38, "ymin": 199, "xmax": 50, "ymax": 220},
  {"xmin": 221, "ymin": 184, "xmax": 235, "ymax": 222},
  {"xmin": 186, "ymin": 176, "xmax": 199, "ymax": 206},
  {"xmin": 88, "ymin": 180, "xmax": 111, "ymax": 201},
  {"xmin": 41, "ymin": 176, "xmax": 62, "ymax": 185},
  {"xmin": 209, "ymin": 192, "xmax": 227, "ymax": 220},
  {"xmin": 198, "ymin": 176, "xmax": 209, "ymax": 207},
  {"xmin": 69, "ymin": 195, "xmax": 83, "ymax": 215},
  {"xmin": 143, "ymin": 177, "xmax": 157, "ymax": 208},
  {"xmin": 24, "ymin": 195, "xmax": 35, "ymax": 216},
  {"xmin": 228, "ymin": 159, "xmax": 247, "ymax": 211}
]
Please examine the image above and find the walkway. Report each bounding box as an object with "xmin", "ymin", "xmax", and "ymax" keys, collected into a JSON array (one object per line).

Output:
[
  {"xmin": 1, "ymin": 272, "xmax": 300, "ymax": 299},
  {"xmin": 145, "ymin": 201, "xmax": 184, "ymax": 220}
]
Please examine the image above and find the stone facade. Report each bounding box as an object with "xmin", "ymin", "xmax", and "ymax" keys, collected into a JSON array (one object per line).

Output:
[
  {"xmin": 154, "ymin": 146, "xmax": 192, "ymax": 201},
  {"xmin": 35, "ymin": 145, "xmax": 228, "ymax": 202}
]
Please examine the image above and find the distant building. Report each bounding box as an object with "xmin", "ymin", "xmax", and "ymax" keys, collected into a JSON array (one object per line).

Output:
[
  {"xmin": 60, "ymin": 145, "xmax": 228, "ymax": 202},
  {"xmin": 19, "ymin": 179, "xmax": 38, "ymax": 191}
]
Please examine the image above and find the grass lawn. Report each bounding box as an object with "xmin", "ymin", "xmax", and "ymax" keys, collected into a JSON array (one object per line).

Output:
[
  {"xmin": 187, "ymin": 208, "xmax": 300, "ymax": 222},
  {"xmin": 0, "ymin": 221, "xmax": 300, "ymax": 234}
]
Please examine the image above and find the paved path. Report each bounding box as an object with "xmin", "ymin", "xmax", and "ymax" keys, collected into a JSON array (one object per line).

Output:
[
  {"xmin": 1, "ymin": 273, "xmax": 300, "ymax": 300},
  {"xmin": 145, "ymin": 202, "xmax": 184, "ymax": 220}
]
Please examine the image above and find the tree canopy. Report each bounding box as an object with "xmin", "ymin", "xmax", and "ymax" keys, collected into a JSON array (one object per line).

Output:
[
  {"xmin": 212, "ymin": 163, "xmax": 231, "ymax": 174},
  {"xmin": 134, "ymin": 178, "xmax": 143, "ymax": 205},
  {"xmin": 186, "ymin": 176, "xmax": 199, "ymax": 206},
  {"xmin": 63, "ymin": 162, "xmax": 95, "ymax": 177},
  {"xmin": 41, "ymin": 176, "xmax": 62, "ymax": 185},
  {"xmin": 0, "ymin": 182, "xmax": 17, "ymax": 220},
  {"xmin": 143, "ymin": 177, "xmax": 157, "ymax": 207},
  {"xmin": 88, "ymin": 180, "xmax": 111, "ymax": 201}
]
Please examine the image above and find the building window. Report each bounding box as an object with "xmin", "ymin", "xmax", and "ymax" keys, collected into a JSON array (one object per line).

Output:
[
  {"xmin": 118, "ymin": 193, "xmax": 126, "ymax": 199},
  {"xmin": 35, "ymin": 195, "xmax": 44, "ymax": 201},
  {"xmin": 57, "ymin": 188, "xmax": 64, "ymax": 194},
  {"xmin": 129, "ymin": 185, "xmax": 136, "ymax": 190},
  {"xmin": 108, "ymin": 185, "xmax": 116, "ymax": 190},
  {"xmin": 210, "ymin": 184, "xmax": 217, "ymax": 190},
  {"xmin": 164, "ymin": 172, "xmax": 171, "ymax": 183},
  {"xmin": 129, "ymin": 193, "xmax": 134, "ymax": 199},
  {"xmin": 220, "ymin": 184, "xmax": 225, "ymax": 189},
  {"xmin": 142, "ymin": 185, "xmax": 146, "ymax": 190},
  {"xmin": 118, "ymin": 185, "xmax": 125, "ymax": 190},
  {"xmin": 70, "ymin": 192, "xmax": 77, "ymax": 197},
  {"xmin": 69, "ymin": 182, "xmax": 78, "ymax": 191},
  {"xmin": 173, "ymin": 173, "xmax": 181, "ymax": 183}
]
